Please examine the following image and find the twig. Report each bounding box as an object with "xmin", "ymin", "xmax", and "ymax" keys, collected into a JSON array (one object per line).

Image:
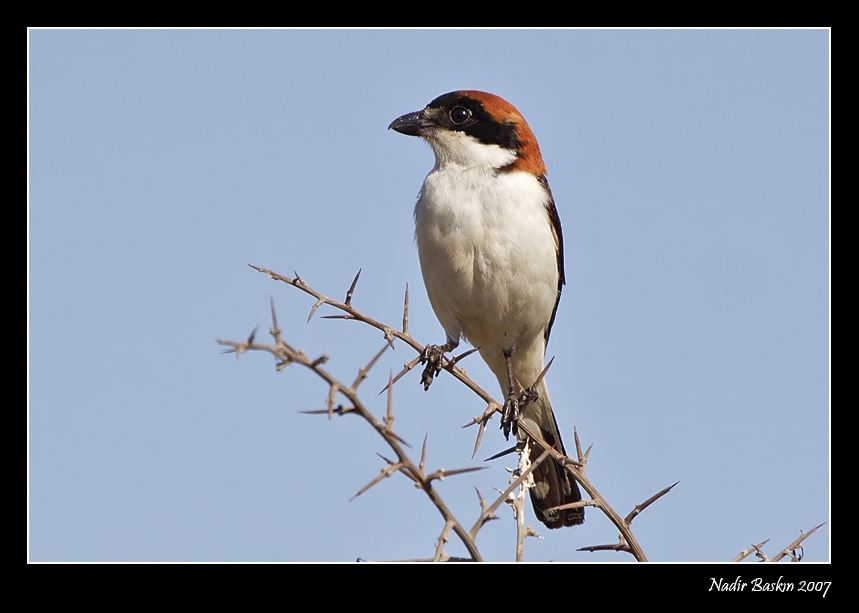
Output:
[
  {"xmin": 218, "ymin": 299, "xmax": 484, "ymax": 561},
  {"xmin": 731, "ymin": 523, "xmax": 827, "ymax": 562},
  {"xmin": 249, "ymin": 265, "xmax": 500, "ymax": 407},
  {"xmin": 513, "ymin": 418, "xmax": 653, "ymax": 562}
]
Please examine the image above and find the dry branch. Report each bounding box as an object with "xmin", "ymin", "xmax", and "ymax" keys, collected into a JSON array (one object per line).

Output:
[
  {"xmin": 731, "ymin": 522, "xmax": 826, "ymax": 563},
  {"xmin": 219, "ymin": 265, "xmax": 822, "ymax": 562},
  {"xmin": 219, "ymin": 266, "xmax": 661, "ymax": 561}
]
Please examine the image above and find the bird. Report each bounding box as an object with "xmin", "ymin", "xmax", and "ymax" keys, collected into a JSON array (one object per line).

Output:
[{"xmin": 389, "ymin": 90, "xmax": 584, "ymax": 529}]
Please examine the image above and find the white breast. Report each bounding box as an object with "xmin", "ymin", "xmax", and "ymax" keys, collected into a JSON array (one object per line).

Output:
[{"xmin": 414, "ymin": 166, "xmax": 559, "ymax": 363}]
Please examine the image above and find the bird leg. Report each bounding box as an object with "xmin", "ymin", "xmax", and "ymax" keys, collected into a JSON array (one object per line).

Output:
[
  {"xmin": 419, "ymin": 339, "xmax": 458, "ymax": 391},
  {"xmin": 500, "ymin": 352, "xmax": 544, "ymax": 439},
  {"xmin": 501, "ymin": 350, "xmax": 521, "ymax": 439}
]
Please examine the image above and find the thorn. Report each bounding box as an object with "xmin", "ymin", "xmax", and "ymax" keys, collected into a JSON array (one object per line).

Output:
[
  {"xmin": 550, "ymin": 499, "xmax": 591, "ymax": 513},
  {"xmin": 471, "ymin": 419, "xmax": 488, "ymax": 459},
  {"xmin": 462, "ymin": 403, "xmax": 500, "ymax": 457},
  {"xmin": 420, "ymin": 435, "xmax": 428, "ymax": 474},
  {"xmin": 345, "ymin": 269, "xmax": 361, "ymax": 307},
  {"xmin": 426, "ymin": 466, "xmax": 488, "ymax": 482},
  {"xmin": 449, "ymin": 347, "xmax": 480, "ymax": 368},
  {"xmin": 307, "ymin": 298, "xmax": 325, "ymax": 323},
  {"xmin": 402, "ymin": 283, "xmax": 410, "ymax": 335},
  {"xmin": 462, "ymin": 403, "xmax": 501, "ymax": 429},
  {"xmin": 269, "ymin": 299, "xmax": 281, "ymax": 340},
  {"xmin": 376, "ymin": 452, "xmax": 398, "ymax": 466},
  {"xmin": 574, "ymin": 425, "xmax": 583, "ymax": 463},
  {"xmin": 379, "ymin": 356, "xmax": 421, "ymax": 394},
  {"xmin": 484, "ymin": 445, "xmax": 520, "ymax": 462},
  {"xmin": 325, "ymin": 384, "xmax": 337, "ymax": 420},
  {"xmin": 531, "ymin": 356, "xmax": 554, "ymax": 388},
  {"xmin": 625, "ymin": 481, "xmax": 679, "ymax": 524},
  {"xmin": 390, "ymin": 432, "xmax": 412, "ymax": 447},
  {"xmin": 352, "ymin": 343, "xmax": 390, "ymax": 391},
  {"xmin": 350, "ymin": 461, "xmax": 404, "ymax": 501},
  {"xmin": 385, "ymin": 370, "xmax": 395, "ymax": 431},
  {"xmin": 300, "ymin": 405, "xmax": 357, "ymax": 416}
]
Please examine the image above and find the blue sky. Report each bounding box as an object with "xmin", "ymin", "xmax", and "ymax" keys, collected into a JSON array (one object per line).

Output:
[{"xmin": 28, "ymin": 28, "xmax": 829, "ymax": 563}]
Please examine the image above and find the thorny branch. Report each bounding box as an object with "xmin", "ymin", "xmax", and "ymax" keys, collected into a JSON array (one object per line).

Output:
[
  {"xmin": 220, "ymin": 298, "xmax": 485, "ymax": 561},
  {"xmin": 219, "ymin": 266, "xmax": 822, "ymax": 562},
  {"xmin": 731, "ymin": 522, "xmax": 827, "ymax": 563}
]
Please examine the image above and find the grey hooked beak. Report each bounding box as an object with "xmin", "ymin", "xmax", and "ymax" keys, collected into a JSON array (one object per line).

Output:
[{"xmin": 388, "ymin": 109, "xmax": 430, "ymax": 137}]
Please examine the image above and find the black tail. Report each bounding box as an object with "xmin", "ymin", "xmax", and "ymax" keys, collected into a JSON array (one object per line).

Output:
[{"xmin": 529, "ymin": 435, "xmax": 584, "ymax": 528}]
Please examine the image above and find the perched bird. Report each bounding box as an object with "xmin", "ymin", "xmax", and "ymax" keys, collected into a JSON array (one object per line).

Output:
[{"xmin": 389, "ymin": 90, "xmax": 584, "ymax": 528}]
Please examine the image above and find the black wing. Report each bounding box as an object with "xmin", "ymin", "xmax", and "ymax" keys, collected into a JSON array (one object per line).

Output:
[{"xmin": 539, "ymin": 175, "xmax": 565, "ymax": 344}]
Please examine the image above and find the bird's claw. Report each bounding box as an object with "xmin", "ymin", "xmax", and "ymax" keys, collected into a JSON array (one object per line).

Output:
[
  {"xmin": 419, "ymin": 344, "xmax": 447, "ymax": 391},
  {"xmin": 501, "ymin": 386, "xmax": 539, "ymax": 440},
  {"xmin": 501, "ymin": 395, "xmax": 519, "ymax": 440}
]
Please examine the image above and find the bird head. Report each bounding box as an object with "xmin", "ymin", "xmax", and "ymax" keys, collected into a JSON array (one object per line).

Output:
[{"xmin": 389, "ymin": 90, "xmax": 547, "ymax": 175}]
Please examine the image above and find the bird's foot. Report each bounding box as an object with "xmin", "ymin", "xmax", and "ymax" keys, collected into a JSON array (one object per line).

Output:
[
  {"xmin": 501, "ymin": 393, "xmax": 519, "ymax": 440},
  {"xmin": 419, "ymin": 342, "xmax": 456, "ymax": 391},
  {"xmin": 501, "ymin": 386, "xmax": 539, "ymax": 440}
]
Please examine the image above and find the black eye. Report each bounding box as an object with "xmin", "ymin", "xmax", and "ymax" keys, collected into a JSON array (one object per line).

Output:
[{"xmin": 450, "ymin": 106, "xmax": 471, "ymax": 124}]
